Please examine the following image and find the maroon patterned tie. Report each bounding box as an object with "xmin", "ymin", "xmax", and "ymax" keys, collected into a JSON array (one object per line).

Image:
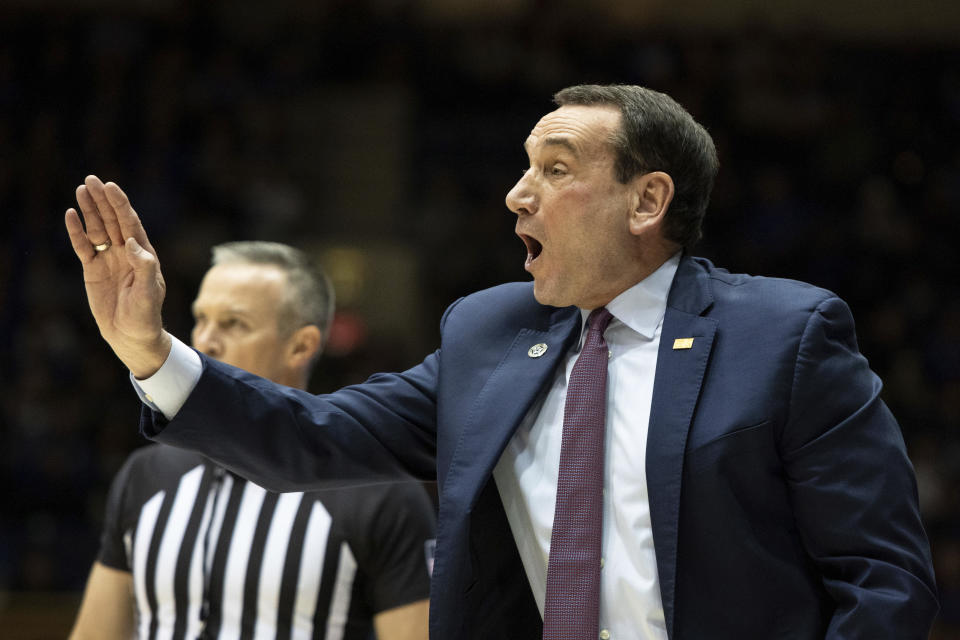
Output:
[{"xmin": 543, "ymin": 307, "xmax": 614, "ymax": 640}]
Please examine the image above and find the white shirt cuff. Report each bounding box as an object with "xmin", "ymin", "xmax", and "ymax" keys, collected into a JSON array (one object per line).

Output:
[{"xmin": 130, "ymin": 335, "xmax": 203, "ymax": 421}]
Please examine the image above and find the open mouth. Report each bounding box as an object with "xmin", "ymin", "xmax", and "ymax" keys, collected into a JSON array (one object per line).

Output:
[{"xmin": 518, "ymin": 233, "xmax": 543, "ymax": 269}]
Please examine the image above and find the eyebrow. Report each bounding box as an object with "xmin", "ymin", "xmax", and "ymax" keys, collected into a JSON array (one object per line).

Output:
[
  {"xmin": 191, "ymin": 303, "xmax": 250, "ymax": 317},
  {"xmin": 524, "ymin": 136, "xmax": 579, "ymax": 156}
]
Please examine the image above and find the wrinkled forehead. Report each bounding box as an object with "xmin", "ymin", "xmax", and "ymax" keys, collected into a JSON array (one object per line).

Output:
[{"xmin": 524, "ymin": 104, "xmax": 621, "ymax": 156}]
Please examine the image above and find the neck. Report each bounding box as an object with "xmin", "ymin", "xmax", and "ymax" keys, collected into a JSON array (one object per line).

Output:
[{"xmin": 590, "ymin": 247, "xmax": 679, "ymax": 309}]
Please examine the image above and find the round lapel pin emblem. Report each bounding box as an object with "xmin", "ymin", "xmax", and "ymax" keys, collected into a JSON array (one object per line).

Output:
[{"xmin": 528, "ymin": 343, "xmax": 548, "ymax": 358}]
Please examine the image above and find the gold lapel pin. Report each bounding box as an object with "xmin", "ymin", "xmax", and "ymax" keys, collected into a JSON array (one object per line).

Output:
[
  {"xmin": 673, "ymin": 338, "xmax": 694, "ymax": 350},
  {"xmin": 528, "ymin": 343, "xmax": 548, "ymax": 358}
]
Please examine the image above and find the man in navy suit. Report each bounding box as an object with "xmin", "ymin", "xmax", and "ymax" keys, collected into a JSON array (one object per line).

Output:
[{"xmin": 66, "ymin": 84, "xmax": 937, "ymax": 639}]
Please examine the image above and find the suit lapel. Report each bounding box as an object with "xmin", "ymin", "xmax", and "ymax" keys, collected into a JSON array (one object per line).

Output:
[
  {"xmin": 447, "ymin": 306, "xmax": 581, "ymax": 510},
  {"xmin": 442, "ymin": 258, "xmax": 716, "ymax": 636},
  {"xmin": 647, "ymin": 257, "xmax": 717, "ymax": 639}
]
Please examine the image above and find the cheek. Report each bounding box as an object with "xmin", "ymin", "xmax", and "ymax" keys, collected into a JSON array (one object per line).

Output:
[
  {"xmin": 244, "ymin": 339, "xmax": 281, "ymax": 365},
  {"xmin": 223, "ymin": 336, "xmax": 260, "ymax": 361},
  {"xmin": 553, "ymin": 182, "xmax": 607, "ymax": 222},
  {"xmin": 554, "ymin": 183, "xmax": 594, "ymax": 210},
  {"xmin": 222, "ymin": 342, "xmax": 272, "ymax": 377}
]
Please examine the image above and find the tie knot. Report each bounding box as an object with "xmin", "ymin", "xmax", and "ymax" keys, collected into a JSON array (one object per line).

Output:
[{"xmin": 587, "ymin": 307, "xmax": 613, "ymax": 336}]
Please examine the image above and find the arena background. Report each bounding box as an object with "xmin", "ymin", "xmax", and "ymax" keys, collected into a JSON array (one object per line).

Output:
[{"xmin": 1, "ymin": 1, "xmax": 958, "ymax": 636}]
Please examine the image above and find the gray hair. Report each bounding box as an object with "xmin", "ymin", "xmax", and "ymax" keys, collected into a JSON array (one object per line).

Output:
[
  {"xmin": 210, "ymin": 241, "xmax": 335, "ymax": 347},
  {"xmin": 554, "ymin": 84, "xmax": 719, "ymax": 247}
]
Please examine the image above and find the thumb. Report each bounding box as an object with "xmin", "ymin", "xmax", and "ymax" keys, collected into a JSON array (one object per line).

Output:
[{"xmin": 124, "ymin": 237, "xmax": 156, "ymax": 272}]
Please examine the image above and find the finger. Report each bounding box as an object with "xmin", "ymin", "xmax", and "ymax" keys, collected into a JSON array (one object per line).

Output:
[
  {"xmin": 104, "ymin": 181, "xmax": 152, "ymax": 253},
  {"xmin": 75, "ymin": 184, "xmax": 112, "ymax": 246},
  {"xmin": 84, "ymin": 175, "xmax": 124, "ymax": 247},
  {"xmin": 65, "ymin": 208, "xmax": 96, "ymax": 263}
]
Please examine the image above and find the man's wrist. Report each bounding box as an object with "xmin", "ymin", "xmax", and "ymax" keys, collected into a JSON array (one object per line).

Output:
[
  {"xmin": 132, "ymin": 335, "xmax": 203, "ymax": 420},
  {"xmin": 125, "ymin": 331, "xmax": 173, "ymax": 380}
]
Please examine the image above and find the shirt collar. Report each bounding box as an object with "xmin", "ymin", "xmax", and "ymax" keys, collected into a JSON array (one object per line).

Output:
[{"xmin": 578, "ymin": 251, "xmax": 682, "ymax": 342}]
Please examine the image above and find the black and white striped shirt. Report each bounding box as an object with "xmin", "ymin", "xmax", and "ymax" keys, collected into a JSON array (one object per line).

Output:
[{"xmin": 99, "ymin": 445, "xmax": 435, "ymax": 640}]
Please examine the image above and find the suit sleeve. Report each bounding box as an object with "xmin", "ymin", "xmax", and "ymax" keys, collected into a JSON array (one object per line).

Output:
[
  {"xmin": 781, "ymin": 296, "xmax": 938, "ymax": 637},
  {"xmin": 141, "ymin": 351, "xmax": 441, "ymax": 493}
]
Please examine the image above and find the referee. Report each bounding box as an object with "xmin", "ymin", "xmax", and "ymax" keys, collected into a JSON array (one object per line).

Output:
[{"xmin": 69, "ymin": 241, "xmax": 436, "ymax": 640}]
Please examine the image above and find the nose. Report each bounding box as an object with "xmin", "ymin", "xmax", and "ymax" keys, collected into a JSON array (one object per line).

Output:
[
  {"xmin": 505, "ymin": 169, "xmax": 536, "ymax": 217},
  {"xmin": 192, "ymin": 323, "xmax": 222, "ymax": 359}
]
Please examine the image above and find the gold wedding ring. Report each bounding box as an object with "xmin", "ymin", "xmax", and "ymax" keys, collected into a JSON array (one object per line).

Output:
[{"xmin": 93, "ymin": 239, "xmax": 112, "ymax": 252}]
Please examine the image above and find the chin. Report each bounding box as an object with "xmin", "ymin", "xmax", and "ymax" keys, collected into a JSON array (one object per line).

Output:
[
  {"xmin": 531, "ymin": 283, "xmax": 550, "ymax": 305},
  {"xmin": 532, "ymin": 282, "xmax": 568, "ymax": 308}
]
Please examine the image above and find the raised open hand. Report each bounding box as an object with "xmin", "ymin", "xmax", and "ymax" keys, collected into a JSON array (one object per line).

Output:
[{"xmin": 65, "ymin": 175, "xmax": 171, "ymax": 378}]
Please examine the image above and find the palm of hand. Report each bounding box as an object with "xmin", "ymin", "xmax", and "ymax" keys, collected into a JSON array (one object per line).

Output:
[{"xmin": 65, "ymin": 175, "xmax": 170, "ymax": 376}]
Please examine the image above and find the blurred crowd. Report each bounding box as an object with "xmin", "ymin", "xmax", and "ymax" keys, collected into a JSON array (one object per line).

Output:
[{"xmin": 0, "ymin": 2, "xmax": 957, "ymax": 634}]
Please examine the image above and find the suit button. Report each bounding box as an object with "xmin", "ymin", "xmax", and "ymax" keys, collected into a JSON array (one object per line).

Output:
[{"xmin": 600, "ymin": 630, "xmax": 610, "ymax": 639}]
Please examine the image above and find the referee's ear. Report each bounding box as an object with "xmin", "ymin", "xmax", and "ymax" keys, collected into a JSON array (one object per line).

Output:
[{"xmin": 286, "ymin": 324, "xmax": 323, "ymax": 370}]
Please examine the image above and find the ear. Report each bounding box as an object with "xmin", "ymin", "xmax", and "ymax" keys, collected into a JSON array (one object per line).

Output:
[
  {"xmin": 629, "ymin": 171, "xmax": 674, "ymax": 236},
  {"xmin": 284, "ymin": 324, "xmax": 323, "ymax": 369}
]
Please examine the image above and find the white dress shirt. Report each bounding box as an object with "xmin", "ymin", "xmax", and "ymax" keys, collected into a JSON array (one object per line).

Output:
[
  {"xmin": 135, "ymin": 254, "xmax": 681, "ymax": 640},
  {"xmin": 493, "ymin": 253, "xmax": 678, "ymax": 640}
]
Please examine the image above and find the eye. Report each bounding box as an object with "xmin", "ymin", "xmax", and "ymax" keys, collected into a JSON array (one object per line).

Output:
[
  {"xmin": 220, "ymin": 317, "xmax": 245, "ymax": 331},
  {"xmin": 549, "ymin": 164, "xmax": 567, "ymax": 176}
]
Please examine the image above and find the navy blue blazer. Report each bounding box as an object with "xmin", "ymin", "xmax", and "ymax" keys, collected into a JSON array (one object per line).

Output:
[{"xmin": 145, "ymin": 255, "xmax": 938, "ymax": 639}]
